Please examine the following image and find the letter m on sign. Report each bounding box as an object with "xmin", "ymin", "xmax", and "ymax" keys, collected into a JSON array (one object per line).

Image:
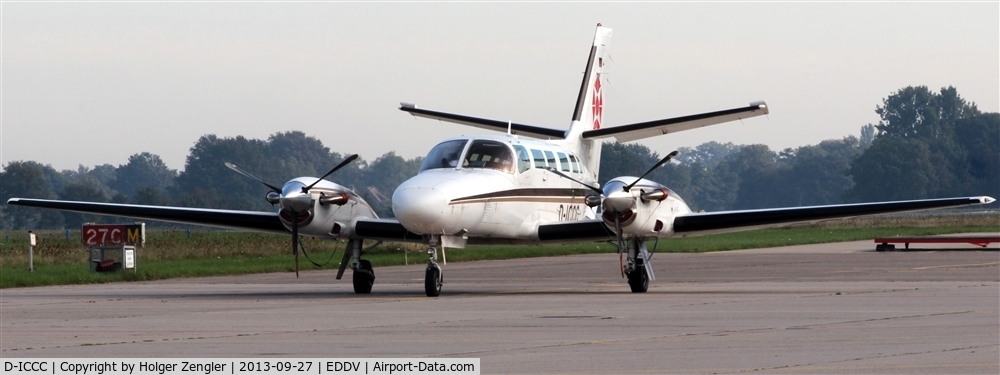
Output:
[{"xmin": 127, "ymin": 228, "xmax": 141, "ymax": 244}]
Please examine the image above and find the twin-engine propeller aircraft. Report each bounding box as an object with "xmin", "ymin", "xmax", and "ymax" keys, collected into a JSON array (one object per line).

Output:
[{"xmin": 8, "ymin": 24, "xmax": 994, "ymax": 297}]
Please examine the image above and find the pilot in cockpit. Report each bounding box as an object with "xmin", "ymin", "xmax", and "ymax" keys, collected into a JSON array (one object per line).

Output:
[
  {"xmin": 419, "ymin": 139, "xmax": 515, "ymax": 174},
  {"xmin": 463, "ymin": 140, "xmax": 514, "ymax": 173}
]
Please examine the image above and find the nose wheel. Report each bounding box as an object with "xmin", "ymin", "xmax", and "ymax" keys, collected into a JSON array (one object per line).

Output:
[{"xmin": 425, "ymin": 264, "xmax": 443, "ymax": 297}]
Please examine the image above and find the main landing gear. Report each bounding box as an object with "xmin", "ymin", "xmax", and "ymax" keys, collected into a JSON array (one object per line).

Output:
[
  {"xmin": 425, "ymin": 236, "xmax": 443, "ymax": 297},
  {"xmin": 337, "ymin": 238, "xmax": 376, "ymax": 294},
  {"xmin": 353, "ymin": 259, "xmax": 374, "ymax": 294},
  {"xmin": 623, "ymin": 239, "xmax": 654, "ymax": 293}
]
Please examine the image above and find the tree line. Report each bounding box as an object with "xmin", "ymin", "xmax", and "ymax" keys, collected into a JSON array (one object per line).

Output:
[{"xmin": 2, "ymin": 86, "xmax": 997, "ymax": 229}]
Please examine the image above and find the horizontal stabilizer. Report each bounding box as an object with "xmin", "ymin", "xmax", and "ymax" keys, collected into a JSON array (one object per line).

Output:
[
  {"xmin": 400, "ymin": 103, "xmax": 566, "ymax": 140},
  {"xmin": 674, "ymin": 196, "xmax": 995, "ymax": 236},
  {"xmin": 582, "ymin": 101, "xmax": 769, "ymax": 142},
  {"xmin": 7, "ymin": 198, "xmax": 286, "ymax": 234}
]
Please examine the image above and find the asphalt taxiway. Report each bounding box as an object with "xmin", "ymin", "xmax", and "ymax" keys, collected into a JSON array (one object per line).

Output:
[{"xmin": 2, "ymin": 238, "xmax": 997, "ymax": 374}]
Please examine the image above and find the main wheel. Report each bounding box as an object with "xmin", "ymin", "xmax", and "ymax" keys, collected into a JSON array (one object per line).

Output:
[
  {"xmin": 425, "ymin": 266, "xmax": 442, "ymax": 297},
  {"xmin": 626, "ymin": 266, "xmax": 649, "ymax": 293},
  {"xmin": 352, "ymin": 260, "xmax": 375, "ymax": 294}
]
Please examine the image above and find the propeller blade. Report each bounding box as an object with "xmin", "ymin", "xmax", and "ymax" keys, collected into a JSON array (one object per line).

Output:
[
  {"xmin": 544, "ymin": 167, "xmax": 603, "ymax": 195},
  {"xmin": 225, "ymin": 162, "xmax": 282, "ymax": 193},
  {"xmin": 624, "ymin": 150, "xmax": 679, "ymax": 192},
  {"xmin": 292, "ymin": 209, "xmax": 300, "ymax": 278},
  {"xmin": 302, "ymin": 154, "xmax": 359, "ymax": 193}
]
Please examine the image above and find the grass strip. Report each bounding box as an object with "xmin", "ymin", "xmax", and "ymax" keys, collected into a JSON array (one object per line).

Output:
[{"xmin": 1, "ymin": 224, "xmax": 994, "ymax": 289}]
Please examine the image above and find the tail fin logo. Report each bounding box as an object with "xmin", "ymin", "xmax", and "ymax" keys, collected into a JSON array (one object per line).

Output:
[{"xmin": 592, "ymin": 74, "xmax": 603, "ymax": 130}]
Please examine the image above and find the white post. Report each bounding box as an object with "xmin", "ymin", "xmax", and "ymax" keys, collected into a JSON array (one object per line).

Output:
[{"xmin": 28, "ymin": 231, "xmax": 37, "ymax": 272}]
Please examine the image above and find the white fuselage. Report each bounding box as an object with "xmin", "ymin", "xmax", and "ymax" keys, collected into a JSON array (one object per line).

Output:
[
  {"xmin": 392, "ymin": 135, "xmax": 598, "ymax": 242},
  {"xmin": 390, "ymin": 135, "xmax": 691, "ymax": 245}
]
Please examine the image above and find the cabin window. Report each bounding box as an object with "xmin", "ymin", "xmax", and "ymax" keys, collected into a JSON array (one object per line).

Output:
[
  {"xmin": 543, "ymin": 151, "xmax": 557, "ymax": 171},
  {"xmin": 557, "ymin": 152, "xmax": 571, "ymax": 172},
  {"xmin": 569, "ymin": 154, "xmax": 581, "ymax": 173},
  {"xmin": 513, "ymin": 145, "xmax": 531, "ymax": 173},
  {"xmin": 531, "ymin": 149, "xmax": 547, "ymax": 168},
  {"xmin": 463, "ymin": 140, "xmax": 514, "ymax": 173},
  {"xmin": 420, "ymin": 139, "xmax": 468, "ymax": 172}
]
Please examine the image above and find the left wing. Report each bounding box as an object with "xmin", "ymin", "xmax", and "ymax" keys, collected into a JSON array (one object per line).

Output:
[
  {"xmin": 6, "ymin": 198, "xmax": 287, "ymax": 234},
  {"xmin": 582, "ymin": 102, "xmax": 769, "ymax": 142},
  {"xmin": 534, "ymin": 196, "xmax": 994, "ymax": 242},
  {"xmin": 673, "ymin": 196, "xmax": 995, "ymax": 236}
]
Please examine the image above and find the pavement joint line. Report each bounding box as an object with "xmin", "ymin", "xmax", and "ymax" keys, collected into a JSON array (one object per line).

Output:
[
  {"xmin": 911, "ymin": 261, "xmax": 1000, "ymax": 270},
  {"xmin": 749, "ymin": 343, "xmax": 1000, "ymax": 373}
]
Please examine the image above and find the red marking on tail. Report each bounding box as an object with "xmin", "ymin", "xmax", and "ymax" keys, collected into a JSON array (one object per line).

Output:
[{"xmin": 592, "ymin": 75, "xmax": 603, "ymax": 129}]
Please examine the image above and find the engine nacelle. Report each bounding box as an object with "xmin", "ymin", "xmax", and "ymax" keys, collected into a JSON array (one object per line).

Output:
[{"xmin": 619, "ymin": 189, "xmax": 688, "ymax": 238}]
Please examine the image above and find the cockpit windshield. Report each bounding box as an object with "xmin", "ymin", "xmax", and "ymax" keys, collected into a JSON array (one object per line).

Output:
[
  {"xmin": 463, "ymin": 140, "xmax": 515, "ymax": 173},
  {"xmin": 419, "ymin": 139, "xmax": 468, "ymax": 172}
]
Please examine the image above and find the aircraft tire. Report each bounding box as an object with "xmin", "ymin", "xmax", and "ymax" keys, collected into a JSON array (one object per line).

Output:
[
  {"xmin": 425, "ymin": 266, "xmax": 442, "ymax": 297},
  {"xmin": 627, "ymin": 267, "xmax": 649, "ymax": 293},
  {"xmin": 352, "ymin": 260, "xmax": 375, "ymax": 294}
]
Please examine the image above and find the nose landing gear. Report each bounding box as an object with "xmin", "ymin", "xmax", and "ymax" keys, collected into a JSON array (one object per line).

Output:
[{"xmin": 425, "ymin": 236, "xmax": 443, "ymax": 297}]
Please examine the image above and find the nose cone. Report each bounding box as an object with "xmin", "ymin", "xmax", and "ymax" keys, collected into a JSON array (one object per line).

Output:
[
  {"xmin": 280, "ymin": 181, "xmax": 313, "ymax": 212},
  {"xmin": 392, "ymin": 186, "xmax": 449, "ymax": 234},
  {"xmin": 602, "ymin": 180, "xmax": 634, "ymax": 213},
  {"xmin": 604, "ymin": 191, "xmax": 634, "ymax": 213}
]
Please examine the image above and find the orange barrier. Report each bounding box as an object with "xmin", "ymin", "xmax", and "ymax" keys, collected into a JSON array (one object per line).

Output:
[{"xmin": 873, "ymin": 236, "xmax": 999, "ymax": 251}]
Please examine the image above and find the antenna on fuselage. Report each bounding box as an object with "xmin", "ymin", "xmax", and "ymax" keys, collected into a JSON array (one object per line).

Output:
[{"xmin": 507, "ymin": 120, "xmax": 518, "ymax": 138}]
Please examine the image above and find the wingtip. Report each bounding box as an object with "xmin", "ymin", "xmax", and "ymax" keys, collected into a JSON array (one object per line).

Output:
[{"xmin": 750, "ymin": 100, "xmax": 769, "ymax": 115}]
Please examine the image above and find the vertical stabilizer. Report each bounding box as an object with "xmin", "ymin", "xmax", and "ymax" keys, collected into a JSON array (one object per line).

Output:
[{"xmin": 561, "ymin": 24, "xmax": 612, "ymax": 182}]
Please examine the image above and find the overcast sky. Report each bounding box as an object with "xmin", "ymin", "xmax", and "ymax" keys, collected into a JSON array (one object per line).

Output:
[{"xmin": 2, "ymin": 2, "xmax": 997, "ymax": 172}]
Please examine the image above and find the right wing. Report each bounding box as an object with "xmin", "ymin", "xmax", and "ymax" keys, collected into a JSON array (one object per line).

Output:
[
  {"xmin": 7, "ymin": 198, "xmax": 287, "ymax": 234},
  {"xmin": 537, "ymin": 220, "xmax": 614, "ymax": 243},
  {"xmin": 353, "ymin": 218, "xmax": 424, "ymax": 243},
  {"xmin": 399, "ymin": 103, "xmax": 566, "ymax": 140}
]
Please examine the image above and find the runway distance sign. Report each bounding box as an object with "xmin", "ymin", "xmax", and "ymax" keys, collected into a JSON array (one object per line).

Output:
[{"xmin": 81, "ymin": 223, "xmax": 145, "ymax": 246}]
